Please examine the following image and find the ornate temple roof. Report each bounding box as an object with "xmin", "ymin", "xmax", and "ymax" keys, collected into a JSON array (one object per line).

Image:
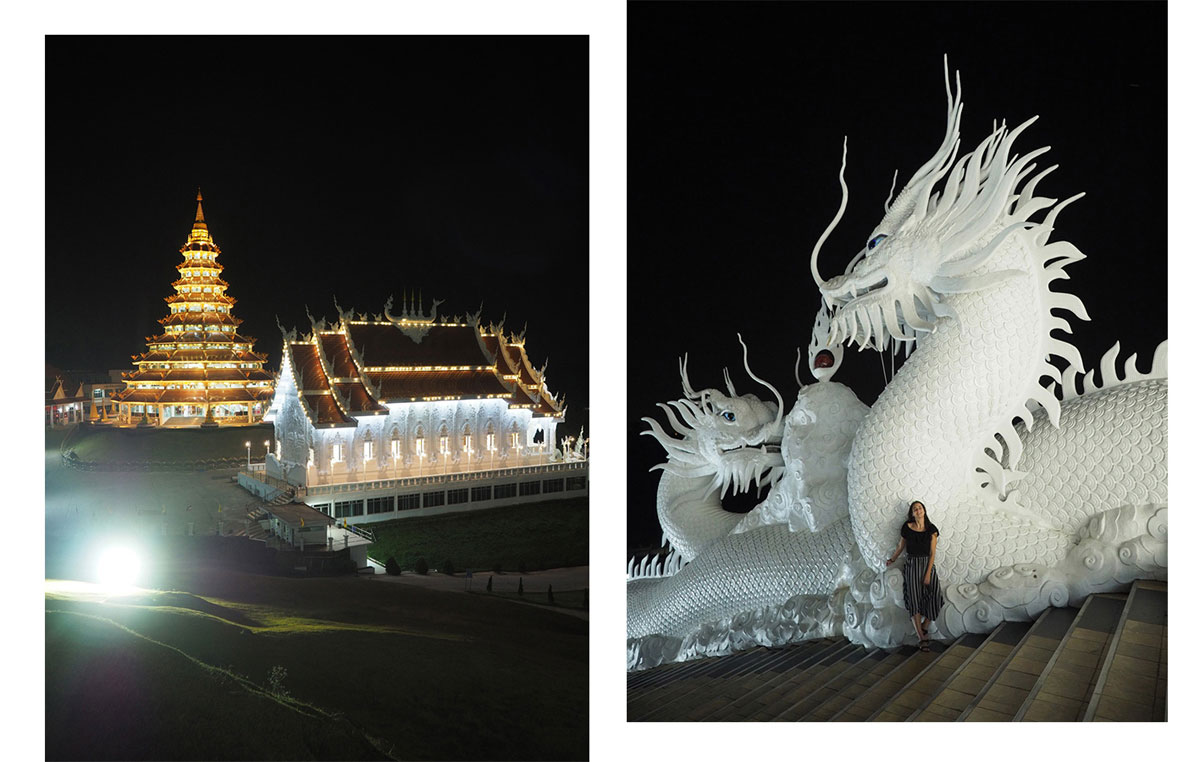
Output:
[
  {"xmin": 345, "ymin": 322, "xmax": 488, "ymax": 367},
  {"xmin": 369, "ymin": 368, "xmax": 515, "ymax": 401},
  {"xmin": 275, "ymin": 298, "xmax": 565, "ymax": 428}
]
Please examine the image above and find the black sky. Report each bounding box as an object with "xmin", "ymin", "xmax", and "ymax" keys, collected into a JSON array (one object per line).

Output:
[
  {"xmin": 46, "ymin": 35, "xmax": 588, "ymax": 433},
  {"xmin": 627, "ymin": 2, "xmax": 1167, "ymax": 551}
]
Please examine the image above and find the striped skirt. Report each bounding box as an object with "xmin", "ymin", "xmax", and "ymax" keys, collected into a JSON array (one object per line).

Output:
[{"xmin": 902, "ymin": 556, "xmax": 944, "ymax": 620}]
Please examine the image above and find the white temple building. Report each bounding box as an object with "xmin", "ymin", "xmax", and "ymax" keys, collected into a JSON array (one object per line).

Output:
[{"xmin": 259, "ymin": 296, "xmax": 587, "ymax": 524}]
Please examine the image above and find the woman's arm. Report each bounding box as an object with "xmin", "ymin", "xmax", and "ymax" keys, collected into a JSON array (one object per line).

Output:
[
  {"xmin": 924, "ymin": 534, "xmax": 938, "ymax": 584},
  {"xmin": 885, "ymin": 537, "xmax": 906, "ymax": 566}
]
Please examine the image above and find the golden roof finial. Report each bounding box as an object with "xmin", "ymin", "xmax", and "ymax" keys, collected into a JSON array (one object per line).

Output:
[{"xmin": 194, "ymin": 189, "xmax": 207, "ymax": 227}]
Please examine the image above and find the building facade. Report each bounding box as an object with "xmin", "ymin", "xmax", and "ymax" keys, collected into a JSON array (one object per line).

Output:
[
  {"xmin": 45, "ymin": 369, "xmax": 123, "ymax": 427},
  {"xmin": 263, "ymin": 297, "xmax": 587, "ymax": 523},
  {"xmin": 112, "ymin": 193, "xmax": 274, "ymax": 426}
]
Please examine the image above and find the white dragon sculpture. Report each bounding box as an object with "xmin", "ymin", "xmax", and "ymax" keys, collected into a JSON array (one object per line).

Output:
[{"xmin": 627, "ymin": 63, "xmax": 1167, "ymax": 672}]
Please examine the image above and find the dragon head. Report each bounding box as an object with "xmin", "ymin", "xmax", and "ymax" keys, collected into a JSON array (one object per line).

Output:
[
  {"xmin": 809, "ymin": 61, "xmax": 1058, "ymax": 350},
  {"xmin": 643, "ymin": 336, "xmax": 786, "ymax": 499}
]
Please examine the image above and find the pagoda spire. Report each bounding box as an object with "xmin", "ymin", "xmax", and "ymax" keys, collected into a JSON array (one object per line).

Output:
[{"xmin": 193, "ymin": 189, "xmax": 208, "ymax": 230}]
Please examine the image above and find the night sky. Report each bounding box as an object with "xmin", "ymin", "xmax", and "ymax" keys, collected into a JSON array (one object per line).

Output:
[
  {"xmin": 627, "ymin": 2, "xmax": 1166, "ymax": 551},
  {"xmin": 45, "ymin": 36, "xmax": 588, "ymax": 434}
]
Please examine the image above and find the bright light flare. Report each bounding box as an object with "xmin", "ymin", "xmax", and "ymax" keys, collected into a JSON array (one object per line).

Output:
[{"xmin": 96, "ymin": 546, "xmax": 142, "ymax": 591}]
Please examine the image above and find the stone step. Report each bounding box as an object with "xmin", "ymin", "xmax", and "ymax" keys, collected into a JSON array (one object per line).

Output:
[
  {"xmin": 905, "ymin": 620, "xmax": 1030, "ymax": 721},
  {"xmin": 763, "ymin": 643, "xmax": 880, "ymax": 722},
  {"xmin": 823, "ymin": 647, "xmax": 916, "ymax": 721},
  {"xmin": 1082, "ymin": 580, "xmax": 1167, "ymax": 721},
  {"xmin": 732, "ymin": 639, "xmax": 857, "ymax": 715},
  {"xmin": 632, "ymin": 641, "xmax": 829, "ymax": 721},
  {"xmin": 836, "ymin": 632, "xmax": 979, "ymax": 722},
  {"xmin": 960, "ymin": 606, "xmax": 1077, "ymax": 721},
  {"xmin": 688, "ymin": 640, "xmax": 852, "ymax": 722},
  {"xmin": 624, "ymin": 580, "xmax": 1167, "ymax": 722},
  {"xmin": 1012, "ymin": 594, "xmax": 1124, "ymax": 721},
  {"xmin": 629, "ymin": 643, "xmax": 808, "ymax": 719},
  {"xmin": 793, "ymin": 644, "xmax": 903, "ymax": 721},
  {"xmin": 806, "ymin": 643, "xmax": 927, "ymax": 722},
  {"xmin": 626, "ymin": 652, "xmax": 710, "ymax": 694}
]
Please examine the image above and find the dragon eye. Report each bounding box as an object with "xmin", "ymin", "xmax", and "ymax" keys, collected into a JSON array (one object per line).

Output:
[
  {"xmin": 721, "ymin": 411, "xmax": 736, "ymax": 422},
  {"xmin": 868, "ymin": 233, "xmax": 888, "ymax": 250}
]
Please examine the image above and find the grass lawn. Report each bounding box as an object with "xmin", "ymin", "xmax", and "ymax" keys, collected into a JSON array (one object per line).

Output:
[
  {"xmin": 45, "ymin": 545, "xmax": 587, "ymax": 760},
  {"xmin": 367, "ymin": 498, "xmax": 588, "ymax": 574},
  {"xmin": 62, "ymin": 423, "xmax": 275, "ymax": 463},
  {"xmin": 477, "ymin": 588, "xmax": 588, "ymax": 611}
]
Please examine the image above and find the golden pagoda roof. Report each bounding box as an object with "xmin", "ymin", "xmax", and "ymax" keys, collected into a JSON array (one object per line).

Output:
[
  {"xmin": 113, "ymin": 387, "xmax": 273, "ymax": 405},
  {"xmin": 165, "ymin": 293, "xmax": 237, "ymax": 305},
  {"xmin": 170, "ymin": 275, "xmax": 230, "ymax": 288},
  {"xmin": 122, "ymin": 367, "xmax": 274, "ymax": 383},
  {"xmin": 144, "ymin": 332, "xmax": 260, "ymax": 346},
  {"xmin": 159, "ymin": 312, "xmax": 243, "ymax": 327},
  {"xmin": 134, "ymin": 347, "xmax": 266, "ymax": 362}
]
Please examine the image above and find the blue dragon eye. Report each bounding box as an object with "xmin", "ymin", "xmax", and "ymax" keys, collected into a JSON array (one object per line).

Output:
[
  {"xmin": 868, "ymin": 233, "xmax": 888, "ymax": 250},
  {"xmin": 721, "ymin": 411, "xmax": 736, "ymax": 422}
]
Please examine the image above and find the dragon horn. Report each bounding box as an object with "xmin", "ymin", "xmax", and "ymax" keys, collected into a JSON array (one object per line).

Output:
[
  {"xmin": 737, "ymin": 333, "xmax": 784, "ymax": 431},
  {"xmin": 679, "ymin": 354, "xmax": 699, "ymax": 400},
  {"xmin": 723, "ymin": 367, "xmax": 737, "ymax": 397}
]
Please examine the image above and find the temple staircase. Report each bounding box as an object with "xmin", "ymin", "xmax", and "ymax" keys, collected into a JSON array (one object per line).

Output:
[
  {"xmin": 627, "ymin": 580, "xmax": 1165, "ymax": 722},
  {"xmin": 268, "ymin": 487, "xmax": 296, "ymax": 506}
]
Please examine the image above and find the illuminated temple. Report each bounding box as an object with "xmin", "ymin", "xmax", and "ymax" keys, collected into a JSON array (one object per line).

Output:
[
  {"xmin": 259, "ymin": 297, "xmax": 587, "ymax": 521},
  {"xmin": 112, "ymin": 194, "xmax": 274, "ymax": 425}
]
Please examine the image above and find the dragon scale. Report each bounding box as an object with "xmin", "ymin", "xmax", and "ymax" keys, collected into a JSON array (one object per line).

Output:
[{"xmin": 848, "ymin": 226, "xmax": 1079, "ymax": 581}]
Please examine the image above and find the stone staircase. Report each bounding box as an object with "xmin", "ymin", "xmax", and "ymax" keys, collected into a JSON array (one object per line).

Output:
[{"xmin": 627, "ymin": 580, "xmax": 1166, "ymax": 722}]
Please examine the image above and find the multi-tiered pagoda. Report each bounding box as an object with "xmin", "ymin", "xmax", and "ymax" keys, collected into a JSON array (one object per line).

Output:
[{"xmin": 113, "ymin": 193, "xmax": 274, "ymax": 426}]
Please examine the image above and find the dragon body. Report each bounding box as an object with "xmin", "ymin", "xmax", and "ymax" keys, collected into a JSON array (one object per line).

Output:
[{"xmin": 628, "ymin": 64, "xmax": 1167, "ymax": 671}]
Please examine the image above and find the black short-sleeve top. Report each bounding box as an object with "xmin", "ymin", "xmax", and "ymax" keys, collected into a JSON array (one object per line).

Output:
[{"xmin": 901, "ymin": 521, "xmax": 939, "ymax": 557}]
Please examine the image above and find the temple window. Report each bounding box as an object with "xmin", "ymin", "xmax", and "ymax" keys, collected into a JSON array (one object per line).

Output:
[
  {"xmin": 363, "ymin": 440, "xmax": 374, "ymax": 461},
  {"xmin": 332, "ymin": 443, "xmax": 343, "ymax": 463},
  {"xmin": 391, "ymin": 437, "xmax": 401, "ymax": 459}
]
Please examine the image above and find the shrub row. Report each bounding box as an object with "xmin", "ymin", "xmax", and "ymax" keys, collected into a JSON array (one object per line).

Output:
[{"xmin": 62, "ymin": 452, "xmax": 243, "ymax": 472}]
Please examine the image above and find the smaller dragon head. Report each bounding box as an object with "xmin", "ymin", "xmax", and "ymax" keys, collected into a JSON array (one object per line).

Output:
[{"xmin": 643, "ymin": 336, "xmax": 786, "ymax": 498}]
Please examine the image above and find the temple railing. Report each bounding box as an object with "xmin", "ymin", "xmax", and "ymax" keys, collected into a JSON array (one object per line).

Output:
[{"xmin": 300, "ymin": 460, "xmax": 588, "ymax": 499}]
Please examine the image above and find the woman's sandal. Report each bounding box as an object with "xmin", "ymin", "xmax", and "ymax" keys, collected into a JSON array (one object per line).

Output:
[{"xmin": 918, "ymin": 640, "xmax": 931, "ymax": 652}]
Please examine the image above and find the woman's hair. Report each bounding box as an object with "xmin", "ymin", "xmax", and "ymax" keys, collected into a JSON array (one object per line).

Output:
[{"xmin": 907, "ymin": 500, "xmax": 929, "ymax": 523}]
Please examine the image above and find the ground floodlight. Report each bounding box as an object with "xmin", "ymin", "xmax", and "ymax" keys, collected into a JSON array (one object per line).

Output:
[{"xmin": 96, "ymin": 545, "xmax": 141, "ymax": 591}]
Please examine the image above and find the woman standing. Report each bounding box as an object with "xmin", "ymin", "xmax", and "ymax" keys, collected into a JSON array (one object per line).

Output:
[{"xmin": 885, "ymin": 500, "xmax": 945, "ymax": 650}]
